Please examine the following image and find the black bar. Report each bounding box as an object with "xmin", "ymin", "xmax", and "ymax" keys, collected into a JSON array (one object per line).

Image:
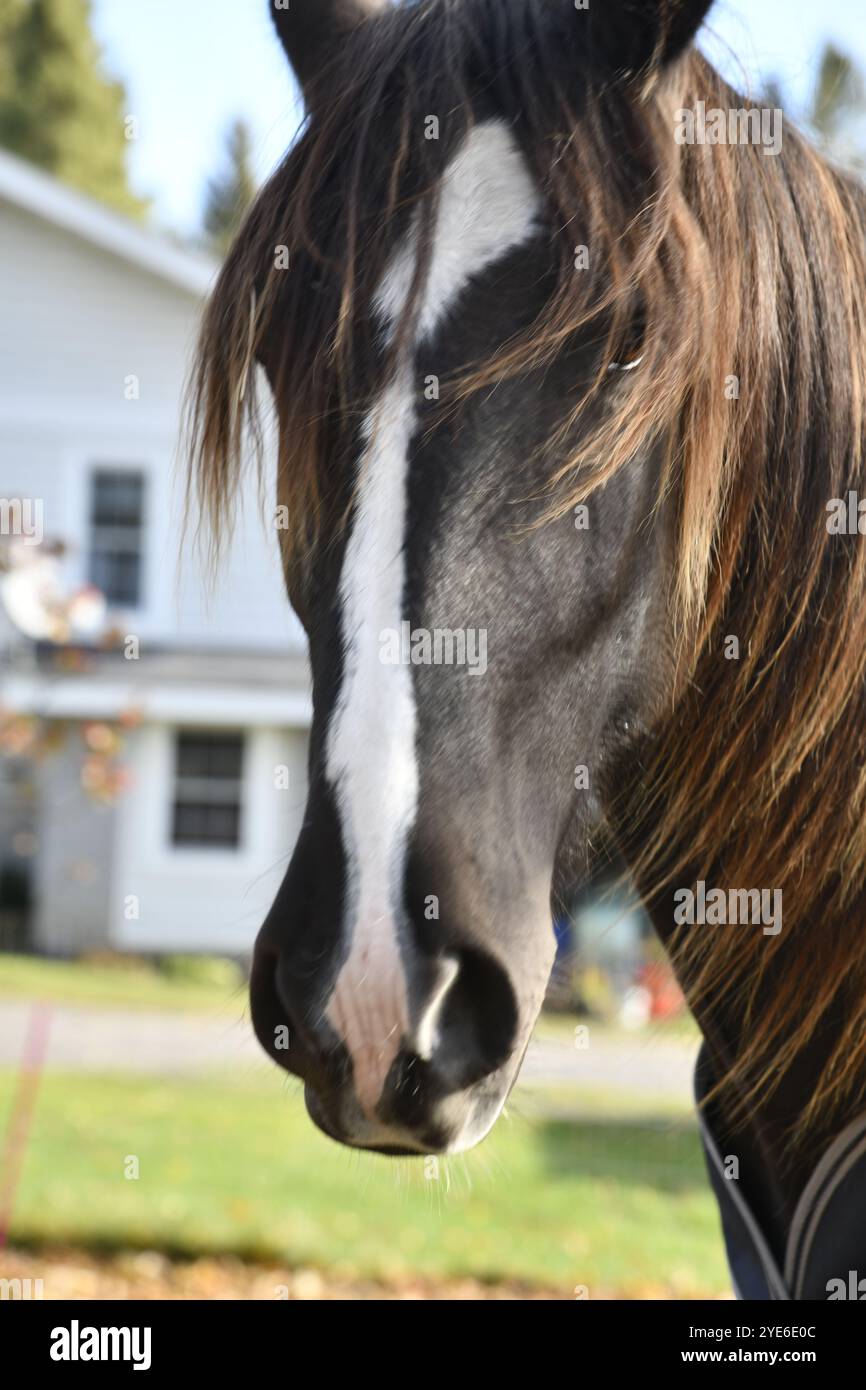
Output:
[{"xmin": 3, "ymin": 1298, "xmax": 861, "ymax": 1376}]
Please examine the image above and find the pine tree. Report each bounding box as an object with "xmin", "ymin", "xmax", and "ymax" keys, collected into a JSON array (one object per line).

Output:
[
  {"xmin": 0, "ymin": 0, "xmax": 25, "ymax": 115},
  {"xmin": 0, "ymin": 0, "xmax": 146, "ymax": 218},
  {"xmin": 811, "ymin": 44, "xmax": 865, "ymax": 152},
  {"xmin": 204, "ymin": 118, "xmax": 258, "ymax": 255},
  {"xmin": 765, "ymin": 43, "xmax": 866, "ymax": 173}
]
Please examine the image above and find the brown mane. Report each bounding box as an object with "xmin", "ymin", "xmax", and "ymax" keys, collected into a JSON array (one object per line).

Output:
[{"xmin": 188, "ymin": 4, "xmax": 866, "ymax": 1135}]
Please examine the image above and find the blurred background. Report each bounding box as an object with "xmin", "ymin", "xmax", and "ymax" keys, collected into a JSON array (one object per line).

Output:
[{"xmin": 0, "ymin": 0, "xmax": 864, "ymax": 1301}]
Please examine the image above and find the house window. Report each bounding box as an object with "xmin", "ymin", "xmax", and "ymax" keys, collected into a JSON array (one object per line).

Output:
[
  {"xmin": 171, "ymin": 732, "xmax": 245, "ymax": 849},
  {"xmin": 88, "ymin": 469, "xmax": 146, "ymax": 607}
]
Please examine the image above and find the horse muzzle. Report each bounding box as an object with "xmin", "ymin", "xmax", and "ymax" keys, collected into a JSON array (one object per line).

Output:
[{"xmin": 249, "ymin": 928, "xmax": 527, "ymax": 1155}]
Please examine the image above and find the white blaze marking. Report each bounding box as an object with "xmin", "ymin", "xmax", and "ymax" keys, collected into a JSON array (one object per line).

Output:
[{"xmin": 325, "ymin": 121, "xmax": 541, "ymax": 1116}]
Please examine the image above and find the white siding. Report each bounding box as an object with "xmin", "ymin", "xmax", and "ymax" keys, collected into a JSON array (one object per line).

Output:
[
  {"xmin": 0, "ymin": 196, "xmax": 303, "ymax": 653},
  {"xmin": 110, "ymin": 723, "xmax": 308, "ymax": 953},
  {"xmin": 0, "ymin": 171, "xmax": 312, "ymax": 956}
]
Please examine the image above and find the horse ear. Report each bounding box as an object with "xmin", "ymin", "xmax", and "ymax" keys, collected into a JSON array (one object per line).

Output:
[
  {"xmin": 270, "ymin": 0, "xmax": 387, "ymax": 93},
  {"xmin": 656, "ymin": 0, "xmax": 715, "ymax": 64},
  {"xmin": 593, "ymin": 0, "xmax": 715, "ymax": 75}
]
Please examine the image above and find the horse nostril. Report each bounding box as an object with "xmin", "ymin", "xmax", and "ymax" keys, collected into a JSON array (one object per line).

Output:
[
  {"xmin": 409, "ymin": 953, "xmax": 460, "ymax": 1060},
  {"xmin": 424, "ymin": 946, "xmax": 519, "ymax": 1090},
  {"xmin": 377, "ymin": 949, "xmax": 518, "ymax": 1133},
  {"xmin": 252, "ymin": 941, "xmax": 356, "ymax": 1104},
  {"xmin": 250, "ymin": 943, "xmax": 328, "ymax": 1086},
  {"xmin": 250, "ymin": 944, "xmax": 294, "ymax": 1065}
]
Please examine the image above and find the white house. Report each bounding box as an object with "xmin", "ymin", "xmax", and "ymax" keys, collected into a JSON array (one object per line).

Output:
[{"xmin": 0, "ymin": 149, "xmax": 311, "ymax": 957}]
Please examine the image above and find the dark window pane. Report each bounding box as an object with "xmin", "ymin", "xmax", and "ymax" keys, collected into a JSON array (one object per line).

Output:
[
  {"xmin": 208, "ymin": 739, "xmax": 244, "ymax": 778},
  {"xmin": 176, "ymin": 734, "xmax": 243, "ymax": 781},
  {"xmin": 89, "ymin": 469, "xmax": 145, "ymax": 606},
  {"xmin": 206, "ymin": 804, "xmax": 240, "ymax": 844},
  {"xmin": 172, "ymin": 804, "xmax": 205, "ymax": 843},
  {"xmin": 89, "ymin": 550, "xmax": 141, "ymax": 607},
  {"xmin": 172, "ymin": 732, "xmax": 244, "ymax": 849},
  {"xmin": 91, "ymin": 473, "xmax": 145, "ymax": 526},
  {"xmin": 172, "ymin": 802, "xmax": 241, "ymax": 848}
]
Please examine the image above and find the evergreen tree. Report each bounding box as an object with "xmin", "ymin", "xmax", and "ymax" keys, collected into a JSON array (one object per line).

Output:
[
  {"xmin": 0, "ymin": 0, "xmax": 25, "ymax": 116},
  {"xmin": 766, "ymin": 42, "xmax": 866, "ymax": 173},
  {"xmin": 204, "ymin": 118, "xmax": 258, "ymax": 255},
  {"xmin": 0, "ymin": 0, "xmax": 146, "ymax": 218},
  {"xmin": 811, "ymin": 43, "xmax": 865, "ymax": 156}
]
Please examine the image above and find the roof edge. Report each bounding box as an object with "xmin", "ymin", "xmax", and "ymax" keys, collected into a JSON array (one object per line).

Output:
[{"xmin": 0, "ymin": 146, "xmax": 218, "ymax": 298}]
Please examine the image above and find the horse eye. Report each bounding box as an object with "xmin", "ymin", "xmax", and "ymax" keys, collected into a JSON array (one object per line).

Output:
[
  {"xmin": 608, "ymin": 309, "xmax": 646, "ymax": 374},
  {"xmin": 608, "ymin": 353, "xmax": 645, "ymax": 373}
]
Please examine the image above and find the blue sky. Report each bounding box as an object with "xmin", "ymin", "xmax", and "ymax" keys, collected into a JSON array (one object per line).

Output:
[{"xmin": 91, "ymin": 0, "xmax": 866, "ymax": 239}]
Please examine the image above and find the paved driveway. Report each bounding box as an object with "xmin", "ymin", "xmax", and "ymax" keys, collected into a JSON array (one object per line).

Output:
[{"xmin": 0, "ymin": 999, "xmax": 697, "ymax": 1100}]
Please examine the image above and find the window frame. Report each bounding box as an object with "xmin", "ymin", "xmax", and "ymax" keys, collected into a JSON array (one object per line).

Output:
[
  {"xmin": 170, "ymin": 730, "xmax": 246, "ymax": 852},
  {"xmin": 87, "ymin": 466, "xmax": 147, "ymax": 610}
]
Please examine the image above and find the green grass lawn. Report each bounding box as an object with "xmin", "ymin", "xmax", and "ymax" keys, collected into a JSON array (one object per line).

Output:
[
  {"xmin": 0, "ymin": 953, "xmax": 242, "ymax": 1013},
  {"xmin": 0, "ymin": 1066, "xmax": 728, "ymax": 1297}
]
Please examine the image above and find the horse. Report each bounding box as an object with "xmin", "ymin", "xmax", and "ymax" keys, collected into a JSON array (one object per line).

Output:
[{"xmin": 189, "ymin": 0, "xmax": 866, "ymax": 1299}]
